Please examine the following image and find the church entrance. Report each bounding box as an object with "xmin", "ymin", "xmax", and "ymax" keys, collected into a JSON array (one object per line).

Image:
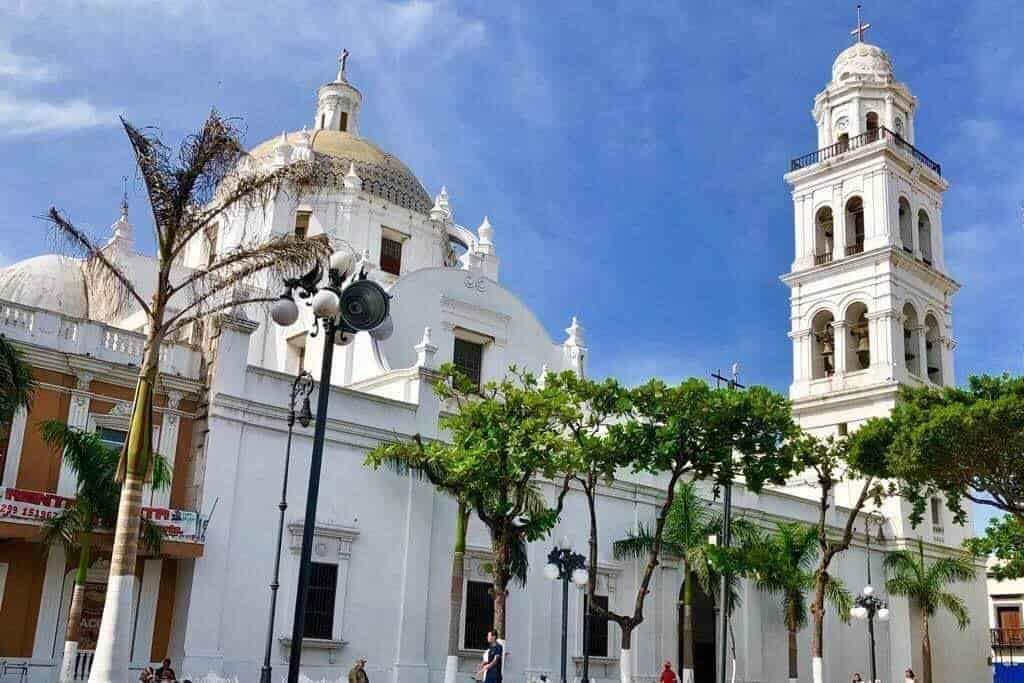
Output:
[{"xmin": 679, "ymin": 580, "xmax": 717, "ymax": 683}]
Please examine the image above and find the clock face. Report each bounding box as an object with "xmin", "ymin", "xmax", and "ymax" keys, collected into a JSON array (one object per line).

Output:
[{"xmin": 835, "ymin": 116, "xmax": 849, "ymax": 132}]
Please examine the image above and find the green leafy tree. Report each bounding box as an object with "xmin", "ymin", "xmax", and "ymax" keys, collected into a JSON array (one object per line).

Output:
[
  {"xmin": 613, "ymin": 481, "xmax": 746, "ymax": 683},
  {"xmin": 966, "ymin": 515, "xmax": 1024, "ymax": 580},
  {"xmin": 46, "ymin": 112, "xmax": 335, "ymax": 679},
  {"xmin": 598, "ymin": 378, "xmax": 796, "ymax": 683},
  {"xmin": 39, "ymin": 421, "xmax": 169, "ymax": 683},
  {"xmin": 884, "ymin": 539, "xmax": 975, "ymax": 683},
  {"xmin": 366, "ymin": 365, "xmax": 573, "ymax": 640},
  {"xmin": 0, "ymin": 335, "xmax": 36, "ymax": 427},
  {"xmin": 746, "ymin": 522, "xmax": 852, "ymax": 683},
  {"xmin": 792, "ymin": 431, "xmax": 891, "ymax": 683}
]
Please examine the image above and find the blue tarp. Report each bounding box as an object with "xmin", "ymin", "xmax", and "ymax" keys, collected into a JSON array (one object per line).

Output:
[{"xmin": 996, "ymin": 663, "xmax": 1024, "ymax": 683}]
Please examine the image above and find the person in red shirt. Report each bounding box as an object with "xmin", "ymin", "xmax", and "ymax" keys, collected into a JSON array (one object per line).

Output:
[{"xmin": 660, "ymin": 661, "xmax": 677, "ymax": 683}]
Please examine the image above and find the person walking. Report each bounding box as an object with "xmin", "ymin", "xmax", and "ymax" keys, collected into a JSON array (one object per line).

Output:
[
  {"xmin": 851, "ymin": 673, "xmax": 863, "ymax": 683},
  {"xmin": 348, "ymin": 657, "xmax": 369, "ymax": 683},
  {"xmin": 904, "ymin": 668, "xmax": 916, "ymax": 682},
  {"xmin": 155, "ymin": 658, "xmax": 176, "ymax": 681},
  {"xmin": 475, "ymin": 631, "xmax": 503, "ymax": 683},
  {"xmin": 660, "ymin": 661, "xmax": 678, "ymax": 683}
]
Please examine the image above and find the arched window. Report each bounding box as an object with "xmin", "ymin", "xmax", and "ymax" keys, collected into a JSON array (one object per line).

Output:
[
  {"xmin": 814, "ymin": 207, "xmax": 834, "ymax": 265},
  {"xmin": 866, "ymin": 112, "xmax": 880, "ymax": 140},
  {"xmin": 898, "ymin": 197, "xmax": 913, "ymax": 253},
  {"xmin": 918, "ymin": 210, "xmax": 933, "ymax": 265},
  {"xmin": 925, "ymin": 314, "xmax": 943, "ymax": 384},
  {"xmin": 845, "ymin": 302, "xmax": 870, "ymax": 371},
  {"xmin": 837, "ymin": 132, "xmax": 850, "ymax": 152},
  {"xmin": 845, "ymin": 197, "xmax": 865, "ymax": 256},
  {"xmin": 812, "ymin": 310, "xmax": 836, "ymax": 379},
  {"xmin": 902, "ymin": 303, "xmax": 921, "ymax": 376},
  {"xmin": 339, "ymin": 111, "xmax": 349, "ymax": 132}
]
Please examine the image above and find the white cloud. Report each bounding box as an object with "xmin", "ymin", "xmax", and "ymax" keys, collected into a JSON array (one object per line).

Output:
[
  {"xmin": 0, "ymin": 93, "xmax": 114, "ymax": 135},
  {"xmin": 0, "ymin": 44, "xmax": 56, "ymax": 81}
]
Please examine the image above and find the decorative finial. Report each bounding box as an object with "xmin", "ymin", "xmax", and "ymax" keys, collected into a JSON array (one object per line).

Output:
[
  {"xmin": 850, "ymin": 4, "xmax": 871, "ymax": 43},
  {"xmin": 338, "ymin": 48, "xmax": 350, "ymax": 79},
  {"xmin": 477, "ymin": 216, "xmax": 493, "ymax": 245},
  {"xmin": 120, "ymin": 175, "xmax": 129, "ymax": 218}
]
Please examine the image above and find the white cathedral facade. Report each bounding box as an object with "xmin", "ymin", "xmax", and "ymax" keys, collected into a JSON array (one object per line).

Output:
[{"xmin": 0, "ymin": 34, "xmax": 992, "ymax": 683}]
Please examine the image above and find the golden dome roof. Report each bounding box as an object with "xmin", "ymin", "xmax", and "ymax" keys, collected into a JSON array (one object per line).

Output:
[{"xmin": 250, "ymin": 130, "xmax": 432, "ymax": 214}]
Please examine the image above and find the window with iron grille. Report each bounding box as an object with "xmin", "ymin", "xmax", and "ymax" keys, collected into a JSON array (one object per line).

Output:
[
  {"xmin": 303, "ymin": 562, "xmax": 338, "ymax": 639},
  {"xmin": 464, "ymin": 580, "xmax": 494, "ymax": 650},
  {"xmin": 380, "ymin": 236, "xmax": 403, "ymax": 276},
  {"xmin": 584, "ymin": 594, "xmax": 610, "ymax": 657},
  {"xmin": 294, "ymin": 211, "xmax": 311, "ymax": 240},
  {"xmin": 453, "ymin": 338, "xmax": 484, "ymax": 389}
]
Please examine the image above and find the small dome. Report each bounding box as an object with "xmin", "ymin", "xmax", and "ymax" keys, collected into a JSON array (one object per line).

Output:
[
  {"xmin": 249, "ymin": 129, "xmax": 432, "ymax": 214},
  {"xmin": 832, "ymin": 42, "xmax": 894, "ymax": 83},
  {"xmin": 0, "ymin": 254, "xmax": 88, "ymax": 318}
]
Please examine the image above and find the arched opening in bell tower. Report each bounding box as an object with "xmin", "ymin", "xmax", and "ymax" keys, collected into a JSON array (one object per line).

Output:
[
  {"xmin": 811, "ymin": 310, "xmax": 836, "ymax": 378},
  {"xmin": 918, "ymin": 209, "xmax": 933, "ymax": 265},
  {"xmin": 844, "ymin": 197, "xmax": 865, "ymax": 256},
  {"xmin": 925, "ymin": 314, "xmax": 943, "ymax": 384},
  {"xmin": 902, "ymin": 303, "xmax": 921, "ymax": 376},
  {"xmin": 898, "ymin": 197, "xmax": 913, "ymax": 253},
  {"xmin": 845, "ymin": 302, "xmax": 870, "ymax": 371},
  {"xmin": 814, "ymin": 207, "xmax": 835, "ymax": 265},
  {"xmin": 865, "ymin": 111, "xmax": 880, "ymax": 140}
]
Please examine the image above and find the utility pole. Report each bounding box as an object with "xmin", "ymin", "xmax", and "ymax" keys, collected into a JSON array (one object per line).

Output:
[{"xmin": 710, "ymin": 363, "xmax": 744, "ymax": 683}]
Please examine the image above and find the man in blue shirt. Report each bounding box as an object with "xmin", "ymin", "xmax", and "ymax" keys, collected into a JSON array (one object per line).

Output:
[{"xmin": 476, "ymin": 631, "xmax": 503, "ymax": 683}]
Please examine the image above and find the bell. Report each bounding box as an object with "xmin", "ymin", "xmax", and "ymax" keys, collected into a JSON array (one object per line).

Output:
[
  {"xmin": 822, "ymin": 338, "xmax": 834, "ymax": 354},
  {"xmin": 856, "ymin": 335, "xmax": 870, "ymax": 353}
]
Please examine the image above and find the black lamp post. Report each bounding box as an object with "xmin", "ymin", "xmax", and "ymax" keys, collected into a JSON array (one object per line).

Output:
[
  {"xmin": 850, "ymin": 514, "xmax": 890, "ymax": 683},
  {"xmin": 544, "ymin": 538, "xmax": 588, "ymax": 683},
  {"xmin": 259, "ymin": 370, "xmax": 314, "ymax": 683},
  {"xmin": 269, "ymin": 248, "xmax": 393, "ymax": 683}
]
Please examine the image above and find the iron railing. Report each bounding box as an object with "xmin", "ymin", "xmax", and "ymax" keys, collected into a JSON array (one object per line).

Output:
[
  {"xmin": 846, "ymin": 243, "xmax": 865, "ymax": 256},
  {"xmin": 814, "ymin": 252, "xmax": 834, "ymax": 266},
  {"xmin": 790, "ymin": 126, "xmax": 942, "ymax": 176},
  {"xmin": 992, "ymin": 628, "xmax": 1024, "ymax": 647}
]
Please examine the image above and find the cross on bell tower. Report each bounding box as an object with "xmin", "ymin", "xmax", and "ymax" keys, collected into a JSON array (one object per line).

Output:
[
  {"xmin": 850, "ymin": 4, "xmax": 871, "ymax": 43},
  {"xmin": 338, "ymin": 48, "xmax": 349, "ymax": 79}
]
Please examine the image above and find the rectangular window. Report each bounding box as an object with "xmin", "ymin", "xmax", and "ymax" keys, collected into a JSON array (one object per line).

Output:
[
  {"xmin": 837, "ymin": 422, "xmax": 848, "ymax": 437},
  {"xmin": 303, "ymin": 562, "xmax": 338, "ymax": 640},
  {"xmin": 453, "ymin": 338, "xmax": 484, "ymax": 389},
  {"xmin": 464, "ymin": 580, "xmax": 494, "ymax": 651},
  {"xmin": 339, "ymin": 111, "xmax": 349, "ymax": 132},
  {"xmin": 380, "ymin": 236, "xmax": 403, "ymax": 276},
  {"xmin": 930, "ymin": 497, "xmax": 942, "ymax": 526},
  {"xmin": 97, "ymin": 427, "xmax": 127, "ymax": 453},
  {"xmin": 294, "ymin": 211, "xmax": 311, "ymax": 240},
  {"xmin": 584, "ymin": 594, "xmax": 610, "ymax": 657}
]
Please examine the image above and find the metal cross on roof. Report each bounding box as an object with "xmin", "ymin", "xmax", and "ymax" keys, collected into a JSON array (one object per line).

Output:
[
  {"xmin": 339, "ymin": 48, "xmax": 349, "ymax": 74},
  {"xmin": 850, "ymin": 4, "xmax": 871, "ymax": 42}
]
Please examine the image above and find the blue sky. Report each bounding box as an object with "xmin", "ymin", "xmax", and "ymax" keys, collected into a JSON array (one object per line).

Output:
[{"xmin": 1, "ymin": 2, "xmax": 1020, "ymax": 528}]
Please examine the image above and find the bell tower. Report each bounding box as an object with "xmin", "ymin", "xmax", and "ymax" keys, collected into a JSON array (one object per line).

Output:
[
  {"xmin": 315, "ymin": 49, "xmax": 362, "ymax": 135},
  {"xmin": 781, "ymin": 24, "xmax": 959, "ymax": 436}
]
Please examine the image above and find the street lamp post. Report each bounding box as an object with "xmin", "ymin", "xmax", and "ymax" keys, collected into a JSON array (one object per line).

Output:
[
  {"xmin": 270, "ymin": 248, "xmax": 393, "ymax": 683},
  {"xmin": 260, "ymin": 370, "xmax": 314, "ymax": 683},
  {"xmin": 544, "ymin": 537, "xmax": 588, "ymax": 683},
  {"xmin": 850, "ymin": 515, "xmax": 890, "ymax": 683}
]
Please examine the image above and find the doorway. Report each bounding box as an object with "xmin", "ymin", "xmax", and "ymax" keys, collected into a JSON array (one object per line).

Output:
[{"xmin": 679, "ymin": 579, "xmax": 717, "ymax": 683}]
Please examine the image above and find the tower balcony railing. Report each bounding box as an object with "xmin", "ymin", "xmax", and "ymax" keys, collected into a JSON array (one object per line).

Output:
[
  {"xmin": 992, "ymin": 628, "xmax": 1024, "ymax": 648},
  {"xmin": 790, "ymin": 126, "xmax": 942, "ymax": 176}
]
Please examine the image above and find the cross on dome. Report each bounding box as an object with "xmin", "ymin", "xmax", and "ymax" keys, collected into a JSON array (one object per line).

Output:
[
  {"xmin": 338, "ymin": 48, "xmax": 350, "ymax": 80},
  {"xmin": 850, "ymin": 4, "xmax": 871, "ymax": 43}
]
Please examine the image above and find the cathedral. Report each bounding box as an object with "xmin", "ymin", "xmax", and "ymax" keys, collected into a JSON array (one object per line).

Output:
[{"xmin": 0, "ymin": 29, "xmax": 992, "ymax": 683}]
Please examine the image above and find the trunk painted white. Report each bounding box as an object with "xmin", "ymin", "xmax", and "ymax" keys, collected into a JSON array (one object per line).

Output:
[
  {"xmin": 443, "ymin": 655, "xmax": 459, "ymax": 683},
  {"xmin": 682, "ymin": 667, "xmax": 695, "ymax": 683},
  {"xmin": 87, "ymin": 573, "xmax": 136, "ymax": 683},
  {"xmin": 812, "ymin": 656, "xmax": 823, "ymax": 683},
  {"xmin": 619, "ymin": 648, "xmax": 632, "ymax": 683},
  {"xmin": 59, "ymin": 640, "xmax": 79, "ymax": 682},
  {"xmin": 789, "ymin": 678, "xmax": 799, "ymax": 683}
]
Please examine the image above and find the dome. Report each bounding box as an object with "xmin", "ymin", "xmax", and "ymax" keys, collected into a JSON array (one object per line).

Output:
[
  {"xmin": 831, "ymin": 42, "xmax": 894, "ymax": 84},
  {"xmin": 250, "ymin": 129, "xmax": 432, "ymax": 214},
  {"xmin": 0, "ymin": 254, "xmax": 88, "ymax": 318}
]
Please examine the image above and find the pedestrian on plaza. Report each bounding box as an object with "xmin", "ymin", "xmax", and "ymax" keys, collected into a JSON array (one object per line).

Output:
[
  {"xmin": 348, "ymin": 657, "xmax": 370, "ymax": 683},
  {"xmin": 904, "ymin": 668, "xmax": 916, "ymax": 682},
  {"xmin": 851, "ymin": 673, "xmax": 863, "ymax": 683},
  {"xmin": 660, "ymin": 661, "xmax": 677, "ymax": 683},
  {"xmin": 155, "ymin": 658, "xmax": 176, "ymax": 681},
  {"xmin": 475, "ymin": 631, "xmax": 503, "ymax": 683},
  {"xmin": 138, "ymin": 667, "xmax": 155, "ymax": 682}
]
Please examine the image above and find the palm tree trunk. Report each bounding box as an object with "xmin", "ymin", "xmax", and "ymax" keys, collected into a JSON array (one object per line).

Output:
[
  {"xmin": 681, "ymin": 566, "xmax": 695, "ymax": 683},
  {"xmin": 444, "ymin": 502, "xmax": 470, "ymax": 683},
  {"xmin": 921, "ymin": 613, "xmax": 932, "ymax": 683},
  {"xmin": 88, "ymin": 360, "xmax": 158, "ymax": 683},
  {"xmin": 59, "ymin": 536, "xmax": 92, "ymax": 682},
  {"xmin": 787, "ymin": 625, "xmax": 798, "ymax": 683}
]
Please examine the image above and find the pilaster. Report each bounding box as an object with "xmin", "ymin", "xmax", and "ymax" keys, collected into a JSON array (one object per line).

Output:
[
  {"xmin": 58, "ymin": 372, "xmax": 93, "ymax": 497},
  {"xmin": 131, "ymin": 559, "xmax": 163, "ymax": 667},
  {"xmin": 153, "ymin": 392, "xmax": 183, "ymax": 508},
  {"xmin": 2, "ymin": 407, "xmax": 28, "ymax": 486}
]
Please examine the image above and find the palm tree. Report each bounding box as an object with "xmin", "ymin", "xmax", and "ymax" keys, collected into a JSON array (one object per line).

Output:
[
  {"xmin": 884, "ymin": 538, "xmax": 975, "ymax": 683},
  {"xmin": 0, "ymin": 335, "xmax": 36, "ymax": 429},
  {"xmin": 747, "ymin": 522, "xmax": 852, "ymax": 683},
  {"xmin": 39, "ymin": 421, "xmax": 169, "ymax": 683},
  {"xmin": 613, "ymin": 481, "xmax": 743, "ymax": 683},
  {"xmin": 46, "ymin": 112, "xmax": 335, "ymax": 681}
]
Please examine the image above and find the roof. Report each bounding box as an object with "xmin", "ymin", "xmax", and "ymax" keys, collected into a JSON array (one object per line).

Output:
[
  {"xmin": 0, "ymin": 254, "xmax": 88, "ymax": 318},
  {"xmin": 832, "ymin": 42, "xmax": 895, "ymax": 84},
  {"xmin": 250, "ymin": 129, "xmax": 433, "ymax": 214}
]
